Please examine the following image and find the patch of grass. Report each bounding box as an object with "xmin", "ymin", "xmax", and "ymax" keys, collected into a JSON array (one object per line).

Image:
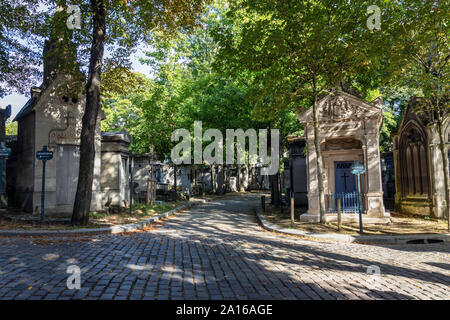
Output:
[
  {"xmin": 91, "ymin": 212, "xmax": 108, "ymax": 219},
  {"xmin": 0, "ymin": 201, "xmax": 189, "ymax": 231},
  {"xmin": 0, "ymin": 217, "xmax": 105, "ymax": 231},
  {"xmin": 89, "ymin": 201, "xmax": 188, "ymax": 226},
  {"xmin": 261, "ymin": 203, "xmax": 449, "ymax": 235}
]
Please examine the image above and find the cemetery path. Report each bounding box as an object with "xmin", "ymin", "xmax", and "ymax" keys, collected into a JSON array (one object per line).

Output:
[{"xmin": 0, "ymin": 193, "xmax": 449, "ymax": 300}]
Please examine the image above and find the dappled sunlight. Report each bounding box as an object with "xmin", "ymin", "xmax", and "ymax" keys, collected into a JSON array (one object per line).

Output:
[
  {"xmin": 125, "ymin": 264, "xmax": 152, "ymax": 271},
  {"xmin": 0, "ymin": 194, "xmax": 448, "ymax": 300}
]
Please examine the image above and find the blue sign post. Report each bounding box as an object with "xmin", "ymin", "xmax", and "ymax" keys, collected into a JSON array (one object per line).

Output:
[
  {"xmin": 351, "ymin": 160, "xmax": 366, "ymax": 234},
  {"xmin": 36, "ymin": 146, "xmax": 53, "ymax": 223},
  {"xmin": 0, "ymin": 142, "xmax": 11, "ymax": 209}
]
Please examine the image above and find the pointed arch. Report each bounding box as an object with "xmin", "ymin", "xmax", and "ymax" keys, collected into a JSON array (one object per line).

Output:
[{"xmin": 398, "ymin": 119, "xmax": 430, "ymax": 197}]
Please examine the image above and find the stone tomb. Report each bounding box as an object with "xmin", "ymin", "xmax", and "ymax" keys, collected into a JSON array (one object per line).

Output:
[
  {"xmin": 13, "ymin": 81, "xmax": 103, "ymax": 214},
  {"xmin": 298, "ymin": 91, "xmax": 390, "ymax": 223},
  {"xmin": 284, "ymin": 136, "xmax": 308, "ymax": 207},
  {"xmin": 380, "ymin": 152, "xmax": 396, "ymax": 210},
  {"xmin": 100, "ymin": 131, "xmax": 131, "ymax": 209},
  {"xmin": 392, "ymin": 98, "xmax": 450, "ymax": 218}
]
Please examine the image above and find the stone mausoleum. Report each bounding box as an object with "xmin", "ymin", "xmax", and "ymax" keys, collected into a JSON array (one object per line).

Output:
[
  {"xmin": 10, "ymin": 39, "xmax": 130, "ymax": 215},
  {"xmin": 298, "ymin": 90, "xmax": 390, "ymax": 223},
  {"xmin": 101, "ymin": 131, "xmax": 131, "ymax": 209},
  {"xmin": 12, "ymin": 39, "xmax": 103, "ymax": 214},
  {"xmin": 392, "ymin": 98, "xmax": 450, "ymax": 218}
]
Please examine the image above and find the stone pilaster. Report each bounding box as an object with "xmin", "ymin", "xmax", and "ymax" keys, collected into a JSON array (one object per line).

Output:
[
  {"xmin": 428, "ymin": 125, "xmax": 447, "ymax": 218},
  {"xmin": 301, "ymin": 137, "xmax": 321, "ymax": 221},
  {"xmin": 364, "ymin": 134, "xmax": 385, "ymax": 217},
  {"xmin": 392, "ymin": 137, "xmax": 403, "ymax": 211}
]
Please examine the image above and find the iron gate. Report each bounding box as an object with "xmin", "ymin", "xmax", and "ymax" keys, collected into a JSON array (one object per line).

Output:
[{"xmin": 325, "ymin": 192, "xmax": 364, "ymax": 213}]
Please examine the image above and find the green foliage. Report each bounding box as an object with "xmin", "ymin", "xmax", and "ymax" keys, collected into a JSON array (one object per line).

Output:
[
  {"xmin": 379, "ymin": 86, "xmax": 420, "ymax": 152},
  {"xmin": 0, "ymin": 0, "xmax": 46, "ymax": 97},
  {"xmin": 5, "ymin": 119, "xmax": 17, "ymax": 136},
  {"xmin": 1, "ymin": 0, "xmax": 210, "ymax": 96},
  {"xmin": 388, "ymin": 0, "xmax": 449, "ymax": 116},
  {"xmin": 213, "ymin": 0, "xmax": 385, "ymax": 114},
  {"xmin": 102, "ymin": 2, "xmax": 302, "ymax": 161}
]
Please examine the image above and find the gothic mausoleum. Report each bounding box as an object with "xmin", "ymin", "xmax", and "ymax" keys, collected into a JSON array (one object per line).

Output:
[{"xmin": 392, "ymin": 98, "xmax": 450, "ymax": 218}]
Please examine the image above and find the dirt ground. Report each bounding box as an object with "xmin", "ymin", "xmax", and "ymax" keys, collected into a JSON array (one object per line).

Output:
[
  {"xmin": 262, "ymin": 204, "xmax": 449, "ymax": 235},
  {"xmin": 0, "ymin": 201, "xmax": 188, "ymax": 231}
]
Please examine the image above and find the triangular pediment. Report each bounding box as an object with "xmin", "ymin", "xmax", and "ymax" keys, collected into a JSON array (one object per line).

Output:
[{"xmin": 299, "ymin": 91, "xmax": 382, "ymax": 123}]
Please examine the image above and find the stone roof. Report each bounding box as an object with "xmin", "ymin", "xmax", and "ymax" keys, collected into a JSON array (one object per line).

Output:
[
  {"xmin": 298, "ymin": 90, "xmax": 382, "ymax": 125},
  {"xmin": 13, "ymin": 93, "xmax": 39, "ymax": 122},
  {"xmin": 101, "ymin": 130, "xmax": 131, "ymax": 144}
]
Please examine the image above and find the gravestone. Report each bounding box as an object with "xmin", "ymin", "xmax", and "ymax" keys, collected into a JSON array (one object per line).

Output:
[
  {"xmin": 381, "ymin": 152, "xmax": 395, "ymax": 210},
  {"xmin": 285, "ymin": 136, "xmax": 308, "ymax": 207},
  {"xmin": 101, "ymin": 131, "xmax": 131, "ymax": 208}
]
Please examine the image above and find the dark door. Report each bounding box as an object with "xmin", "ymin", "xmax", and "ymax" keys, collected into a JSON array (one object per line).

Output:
[
  {"xmin": 56, "ymin": 145, "xmax": 80, "ymax": 205},
  {"xmin": 334, "ymin": 161, "xmax": 356, "ymax": 194}
]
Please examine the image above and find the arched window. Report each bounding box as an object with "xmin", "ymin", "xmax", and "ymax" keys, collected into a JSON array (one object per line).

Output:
[
  {"xmin": 406, "ymin": 146, "xmax": 414, "ymax": 194},
  {"xmin": 420, "ymin": 145, "xmax": 429, "ymax": 195},
  {"xmin": 412, "ymin": 145, "xmax": 420, "ymax": 194},
  {"xmin": 399, "ymin": 121, "xmax": 430, "ymax": 197}
]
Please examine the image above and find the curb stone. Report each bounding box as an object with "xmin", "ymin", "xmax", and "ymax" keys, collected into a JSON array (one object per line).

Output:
[
  {"xmin": 255, "ymin": 206, "xmax": 450, "ymax": 245},
  {"xmin": 0, "ymin": 200, "xmax": 209, "ymax": 237}
]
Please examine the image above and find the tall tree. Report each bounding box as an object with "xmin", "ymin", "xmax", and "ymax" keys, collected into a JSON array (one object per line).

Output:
[
  {"xmin": 58, "ymin": 0, "xmax": 210, "ymax": 225},
  {"xmin": 214, "ymin": 0, "xmax": 388, "ymax": 222},
  {"xmin": 0, "ymin": 0, "xmax": 46, "ymax": 97},
  {"xmin": 388, "ymin": 0, "xmax": 449, "ymax": 228}
]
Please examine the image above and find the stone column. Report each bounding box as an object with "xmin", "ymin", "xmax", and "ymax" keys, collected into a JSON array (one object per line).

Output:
[
  {"xmin": 301, "ymin": 137, "xmax": 320, "ymax": 222},
  {"xmin": 91, "ymin": 118, "xmax": 103, "ymax": 211},
  {"xmin": 364, "ymin": 134, "xmax": 386, "ymax": 217},
  {"xmin": 428, "ymin": 125, "xmax": 446, "ymax": 218},
  {"xmin": 392, "ymin": 137, "xmax": 403, "ymax": 212}
]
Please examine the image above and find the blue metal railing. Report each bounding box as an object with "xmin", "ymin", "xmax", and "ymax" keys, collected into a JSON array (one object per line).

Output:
[{"xmin": 325, "ymin": 192, "xmax": 364, "ymax": 213}]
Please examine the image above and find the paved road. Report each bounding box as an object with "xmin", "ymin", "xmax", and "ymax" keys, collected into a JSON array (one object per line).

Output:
[{"xmin": 0, "ymin": 194, "xmax": 449, "ymax": 300}]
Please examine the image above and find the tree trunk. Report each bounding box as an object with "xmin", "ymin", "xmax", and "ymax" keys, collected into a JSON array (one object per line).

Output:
[
  {"xmin": 276, "ymin": 173, "xmax": 281, "ymax": 207},
  {"xmin": 236, "ymin": 165, "xmax": 240, "ymax": 192},
  {"xmin": 211, "ymin": 165, "xmax": 216, "ymax": 193},
  {"xmin": 437, "ymin": 113, "xmax": 450, "ymax": 230},
  {"xmin": 272, "ymin": 174, "xmax": 280, "ymax": 208},
  {"xmin": 146, "ymin": 179, "xmax": 150, "ymax": 204},
  {"xmin": 150, "ymin": 147, "xmax": 155, "ymax": 204},
  {"xmin": 312, "ymin": 89, "xmax": 326, "ymax": 223},
  {"xmin": 174, "ymin": 164, "xmax": 177, "ymax": 200},
  {"xmin": 71, "ymin": 0, "xmax": 106, "ymax": 226},
  {"xmin": 270, "ymin": 174, "xmax": 274, "ymax": 204},
  {"xmin": 216, "ymin": 165, "xmax": 222, "ymax": 195},
  {"xmin": 225, "ymin": 166, "xmax": 230, "ymax": 193}
]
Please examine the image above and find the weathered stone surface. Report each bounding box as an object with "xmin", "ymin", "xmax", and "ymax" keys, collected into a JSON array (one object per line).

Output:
[
  {"xmin": 298, "ymin": 91, "xmax": 387, "ymax": 221},
  {"xmin": 392, "ymin": 98, "xmax": 450, "ymax": 218},
  {"xmin": 101, "ymin": 131, "xmax": 131, "ymax": 208}
]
